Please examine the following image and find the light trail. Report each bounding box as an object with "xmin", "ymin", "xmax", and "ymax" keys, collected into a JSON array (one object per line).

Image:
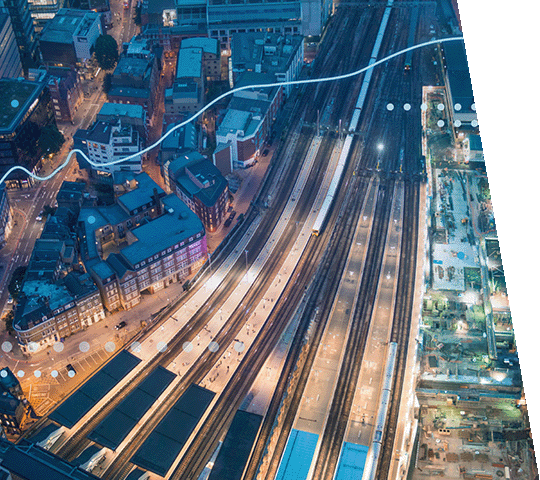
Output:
[{"xmin": 0, "ymin": 36, "xmax": 463, "ymax": 186}]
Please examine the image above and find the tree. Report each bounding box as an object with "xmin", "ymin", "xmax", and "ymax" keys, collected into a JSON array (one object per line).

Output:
[
  {"xmin": 38, "ymin": 124, "xmax": 65, "ymax": 156},
  {"xmin": 3, "ymin": 311, "xmax": 14, "ymax": 336},
  {"xmin": 94, "ymin": 34, "xmax": 119, "ymax": 71},
  {"xmin": 8, "ymin": 266, "xmax": 26, "ymax": 299}
]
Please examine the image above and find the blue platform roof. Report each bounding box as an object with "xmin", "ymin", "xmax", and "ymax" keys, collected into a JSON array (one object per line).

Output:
[
  {"xmin": 49, "ymin": 351, "xmax": 141, "ymax": 428},
  {"xmin": 275, "ymin": 429, "xmax": 318, "ymax": 480},
  {"xmin": 334, "ymin": 442, "xmax": 369, "ymax": 480}
]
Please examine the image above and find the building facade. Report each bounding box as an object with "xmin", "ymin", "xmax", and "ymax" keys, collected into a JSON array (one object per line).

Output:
[
  {"xmin": 107, "ymin": 40, "xmax": 160, "ymax": 124},
  {"xmin": 27, "ymin": 0, "xmax": 65, "ymax": 31},
  {"xmin": 213, "ymin": 73, "xmax": 283, "ymax": 174},
  {"xmin": 0, "ymin": 0, "xmax": 38, "ymax": 68},
  {"xmin": 164, "ymin": 152, "xmax": 229, "ymax": 232},
  {"xmin": 80, "ymin": 176, "xmax": 208, "ymax": 311},
  {"xmin": 14, "ymin": 271, "xmax": 106, "ymax": 355},
  {"xmin": 39, "ymin": 8, "xmax": 102, "ymax": 68},
  {"xmin": 0, "ymin": 12, "xmax": 23, "ymax": 78},
  {"xmin": 0, "ymin": 77, "xmax": 56, "ymax": 189},
  {"xmin": 230, "ymin": 32, "xmax": 303, "ymax": 95},
  {"xmin": 79, "ymin": 119, "xmax": 143, "ymax": 176},
  {"xmin": 46, "ymin": 67, "xmax": 84, "ymax": 123},
  {"xmin": 0, "ymin": 184, "xmax": 12, "ymax": 248},
  {"xmin": 181, "ymin": 36, "xmax": 220, "ymax": 81}
]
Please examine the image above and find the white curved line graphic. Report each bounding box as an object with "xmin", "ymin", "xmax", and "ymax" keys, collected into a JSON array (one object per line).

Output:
[{"xmin": 1, "ymin": 36, "xmax": 463, "ymax": 186}]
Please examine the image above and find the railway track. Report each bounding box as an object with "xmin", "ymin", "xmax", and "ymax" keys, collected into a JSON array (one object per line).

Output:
[
  {"xmin": 376, "ymin": 179, "xmax": 419, "ymax": 479},
  {"xmin": 89, "ymin": 137, "xmax": 338, "ymax": 479}
]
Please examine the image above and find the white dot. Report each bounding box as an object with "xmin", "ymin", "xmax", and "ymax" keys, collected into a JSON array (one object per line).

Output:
[
  {"xmin": 403, "ymin": 103, "xmax": 411, "ymax": 111},
  {"xmin": 53, "ymin": 342, "xmax": 64, "ymax": 352},
  {"xmin": 28, "ymin": 342, "xmax": 39, "ymax": 353},
  {"xmin": 34, "ymin": 370, "xmax": 41, "ymax": 378},
  {"xmin": 471, "ymin": 103, "xmax": 476, "ymax": 111},
  {"xmin": 130, "ymin": 341, "xmax": 141, "ymax": 353},
  {"xmin": 234, "ymin": 341, "xmax": 245, "ymax": 353},
  {"xmin": 1, "ymin": 341, "xmax": 12, "ymax": 353},
  {"xmin": 182, "ymin": 341, "xmax": 193, "ymax": 352},
  {"xmin": 0, "ymin": 370, "xmax": 7, "ymax": 378},
  {"xmin": 51, "ymin": 370, "xmax": 58, "ymax": 378},
  {"xmin": 11, "ymin": 99, "xmax": 19, "ymax": 108},
  {"xmin": 208, "ymin": 341, "xmax": 219, "ymax": 353},
  {"xmin": 437, "ymin": 120, "xmax": 445, "ymax": 127},
  {"xmin": 454, "ymin": 120, "xmax": 462, "ymax": 127},
  {"xmin": 79, "ymin": 342, "xmax": 90, "ymax": 352},
  {"xmin": 420, "ymin": 103, "xmax": 428, "ymax": 111},
  {"xmin": 454, "ymin": 103, "xmax": 462, "ymax": 111},
  {"xmin": 156, "ymin": 341, "xmax": 167, "ymax": 352},
  {"xmin": 386, "ymin": 103, "xmax": 394, "ymax": 111},
  {"xmin": 68, "ymin": 370, "xmax": 75, "ymax": 378},
  {"xmin": 471, "ymin": 119, "xmax": 479, "ymax": 127},
  {"xmin": 105, "ymin": 341, "xmax": 116, "ymax": 352},
  {"xmin": 437, "ymin": 103, "xmax": 444, "ymax": 111},
  {"xmin": 17, "ymin": 370, "xmax": 25, "ymax": 378}
]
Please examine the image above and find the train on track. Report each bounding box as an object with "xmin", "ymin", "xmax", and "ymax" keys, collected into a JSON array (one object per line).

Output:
[
  {"xmin": 312, "ymin": 135, "xmax": 353, "ymax": 236},
  {"xmin": 363, "ymin": 341, "xmax": 398, "ymax": 480}
]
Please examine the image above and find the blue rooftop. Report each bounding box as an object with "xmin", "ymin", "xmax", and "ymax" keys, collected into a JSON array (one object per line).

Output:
[{"xmin": 119, "ymin": 194, "xmax": 204, "ymax": 265}]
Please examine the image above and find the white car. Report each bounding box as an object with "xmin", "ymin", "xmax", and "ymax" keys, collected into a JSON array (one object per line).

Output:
[{"xmin": 36, "ymin": 215, "xmax": 42, "ymax": 221}]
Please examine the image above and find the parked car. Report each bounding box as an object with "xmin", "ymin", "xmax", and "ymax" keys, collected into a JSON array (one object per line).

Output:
[
  {"xmin": 115, "ymin": 321, "xmax": 127, "ymax": 330},
  {"xmin": 66, "ymin": 364, "xmax": 77, "ymax": 375}
]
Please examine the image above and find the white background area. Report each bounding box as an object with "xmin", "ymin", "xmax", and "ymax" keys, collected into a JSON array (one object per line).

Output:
[{"xmin": 458, "ymin": 1, "xmax": 540, "ymax": 439}]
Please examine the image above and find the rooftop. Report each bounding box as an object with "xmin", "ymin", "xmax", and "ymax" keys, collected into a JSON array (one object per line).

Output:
[
  {"xmin": 0, "ymin": 438, "xmax": 103, "ymax": 480},
  {"xmin": 117, "ymin": 172, "xmax": 164, "ymax": 213},
  {"xmin": 176, "ymin": 47, "xmax": 203, "ymax": 79},
  {"xmin": 181, "ymin": 37, "xmax": 219, "ymax": 56},
  {"xmin": 86, "ymin": 121, "xmax": 113, "ymax": 145},
  {"xmin": 108, "ymin": 86, "xmax": 151, "ymax": 100},
  {"xmin": 174, "ymin": 155, "xmax": 228, "ymax": 207},
  {"xmin": 39, "ymin": 9, "xmax": 96, "ymax": 45},
  {"xmin": 98, "ymin": 103, "xmax": 145, "ymax": 120},
  {"xmin": 0, "ymin": 79, "xmax": 45, "ymax": 132},
  {"xmin": 231, "ymin": 32, "xmax": 303, "ymax": 76},
  {"xmin": 113, "ymin": 56, "xmax": 152, "ymax": 80},
  {"xmin": 119, "ymin": 194, "xmax": 203, "ymax": 265}
]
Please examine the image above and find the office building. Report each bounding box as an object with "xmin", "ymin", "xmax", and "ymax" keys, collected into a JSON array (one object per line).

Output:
[
  {"xmin": 164, "ymin": 46, "xmax": 204, "ymax": 120},
  {"xmin": 27, "ymin": 0, "xmax": 65, "ymax": 30},
  {"xmin": 0, "ymin": 0, "xmax": 38, "ymax": 68},
  {"xmin": 230, "ymin": 32, "xmax": 303, "ymax": 95},
  {"xmin": 164, "ymin": 152, "xmax": 229, "ymax": 232},
  {"xmin": 0, "ymin": 184, "xmax": 12, "ymax": 248},
  {"xmin": 39, "ymin": 8, "xmax": 102, "ymax": 68},
  {"xmin": 213, "ymin": 71, "xmax": 283, "ymax": 174},
  {"xmin": 79, "ymin": 173, "xmax": 207, "ymax": 311},
  {"xmin": 107, "ymin": 40, "xmax": 160, "ymax": 124},
  {"xmin": 75, "ymin": 119, "xmax": 144, "ymax": 176},
  {"xmin": 0, "ymin": 77, "xmax": 55, "ymax": 189},
  {"xmin": 0, "ymin": 12, "xmax": 23, "ymax": 78},
  {"xmin": 181, "ymin": 36, "xmax": 220, "ymax": 81}
]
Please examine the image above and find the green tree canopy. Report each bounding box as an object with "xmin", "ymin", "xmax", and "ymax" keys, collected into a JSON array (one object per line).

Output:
[
  {"xmin": 95, "ymin": 34, "xmax": 119, "ymax": 71},
  {"xmin": 38, "ymin": 124, "xmax": 65, "ymax": 156}
]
